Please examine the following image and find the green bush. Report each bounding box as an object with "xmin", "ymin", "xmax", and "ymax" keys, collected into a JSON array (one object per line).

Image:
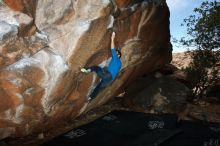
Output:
[
  {"xmin": 184, "ymin": 50, "xmax": 219, "ymax": 98},
  {"xmin": 180, "ymin": 1, "xmax": 220, "ymax": 99}
]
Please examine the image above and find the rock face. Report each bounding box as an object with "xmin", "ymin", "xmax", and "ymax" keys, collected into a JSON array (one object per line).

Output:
[
  {"xmin": 124, "ymin": 75, "xmax": 190, "ymax": 114},
  {"xmin": 0, "ymin": 0, "xmax": 172, "ymax": 139}
]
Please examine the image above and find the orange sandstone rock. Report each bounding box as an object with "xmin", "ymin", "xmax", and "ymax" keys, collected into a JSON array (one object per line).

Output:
[{"xmin": 0, "ymin": 0, "xmax": 172, "ymax": 139}]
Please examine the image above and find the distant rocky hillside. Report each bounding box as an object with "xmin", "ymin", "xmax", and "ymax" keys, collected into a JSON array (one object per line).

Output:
[
  {"xmin": 171, "ymin": 52, "xmax": 192, "ymax": 69},
  {"xmin": 172, "ymin": 51, "xmax": 220, "ymax": 69}
]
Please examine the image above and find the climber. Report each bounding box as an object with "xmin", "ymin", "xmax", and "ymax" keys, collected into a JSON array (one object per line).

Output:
[{"xmin": 81, "ymin": 32, "xmax": 122, "ymax": 101}]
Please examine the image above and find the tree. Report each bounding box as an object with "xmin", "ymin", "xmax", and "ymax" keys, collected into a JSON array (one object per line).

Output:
[{"xmin": 180, "ymin": 1, "xmax": 220, "ymax": 99}]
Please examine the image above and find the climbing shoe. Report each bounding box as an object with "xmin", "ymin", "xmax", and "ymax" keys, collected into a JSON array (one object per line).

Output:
[
  {"xmin": 87, "ymin": 96, "xmax": 92, "ymax": 101},
  {"xmin": 81, "ymin": 68, "xmax": 91, "ymax": 74}
]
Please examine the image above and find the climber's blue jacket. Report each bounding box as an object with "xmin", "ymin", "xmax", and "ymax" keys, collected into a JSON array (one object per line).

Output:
[{"xmin": 107, "ymin": 48, "xmax": 122, "ymax": 80}]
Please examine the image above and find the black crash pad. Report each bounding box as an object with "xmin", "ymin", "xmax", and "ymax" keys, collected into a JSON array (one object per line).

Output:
[
  {"xmin": 163, "ymin": 120, "xmax": 220, "ymax": 146},
  {"xmin": 42, "ymin": 110, "xmax": 220, "ymax": 146}
]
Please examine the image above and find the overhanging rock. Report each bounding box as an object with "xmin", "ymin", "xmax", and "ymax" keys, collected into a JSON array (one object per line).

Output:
[{"xmin": 0, "ymin": 0, "xmax": 172, "ymax": 139}]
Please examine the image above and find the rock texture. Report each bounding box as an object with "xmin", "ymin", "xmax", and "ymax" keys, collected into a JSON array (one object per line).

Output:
[
  {"xmin": 171, "ymin": 52, "xmax": 192, "ymax": 69},
  {"xmin": 0, "ymin": 0, "xmax": 172, "ymax": 139},
  {"xmin": 124, "ymin": 74, "xmax": 190, "ymax": 114}
]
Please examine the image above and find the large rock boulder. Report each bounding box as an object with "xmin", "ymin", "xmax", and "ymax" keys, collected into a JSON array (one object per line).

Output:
[
  {"xmin": 0, "ymin": 0, "xmax": 172, "ymax": 139},
  {"xmin": 124, "ymin": 75, "xmax": 190, "ymax": 114}
]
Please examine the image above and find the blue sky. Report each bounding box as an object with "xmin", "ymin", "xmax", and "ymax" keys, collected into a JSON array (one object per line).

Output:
[{"xmin": 167, "ymin": 0, "xmax": 206, "ymax": 52}]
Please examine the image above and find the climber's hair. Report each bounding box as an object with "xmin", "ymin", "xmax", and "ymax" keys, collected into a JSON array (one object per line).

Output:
[{"xmin": 116, "ymin": 50, "xmax": 122, "ymax": 59}]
